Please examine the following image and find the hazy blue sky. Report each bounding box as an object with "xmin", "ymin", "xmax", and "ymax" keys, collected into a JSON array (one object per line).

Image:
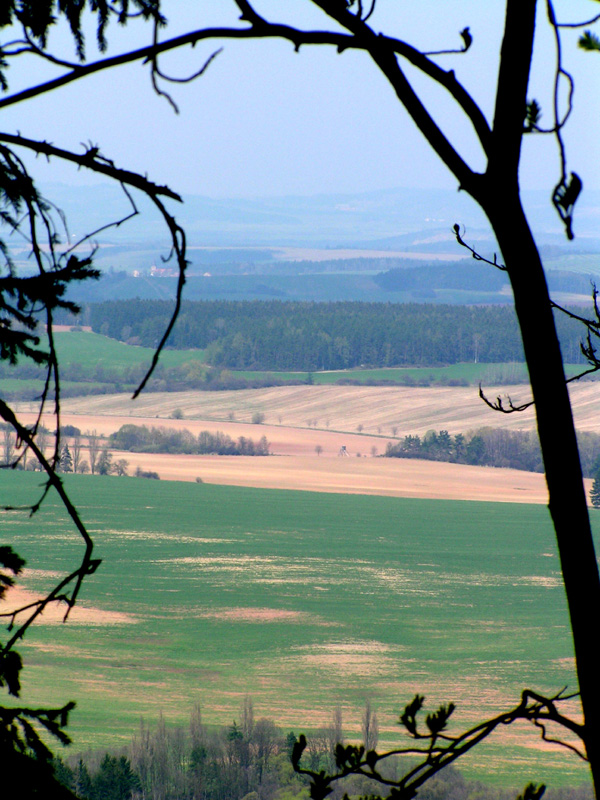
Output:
[{"xmin": 3, "ymin": 1, "xmax": 599, "ymax": 199}]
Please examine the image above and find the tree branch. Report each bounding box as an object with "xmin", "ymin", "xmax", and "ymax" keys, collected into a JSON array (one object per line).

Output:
[
  {"xmin": 479, "ymin": 385, "xmax": 535, "ymax": 413},
  {"xmin": 0, "ymin": 133, "xmax": 181, "ymax": 201},
  {"xmin": 312, "ymin": 0, "xmax": 491, "ymax": 164},
  {"xmin": 0, "ymin": 400, "xmax": 100, "ymax": 646},
  {"xmin": 0, "ymin": 13, "xmax": 492, "ymax": 161},
  {"xmin": 453, "ymin": 223, "xmax": 507, "ymax": 270},
  {"xmin": 0, "ymin": 134, "xmax": 188, "ymax": 395},
  {"xmin": 293, "ymin": 689, "xmax": 585, "ymax": 800},
  {"xmin": 489, "ymin": 0, "xmax": 537, "ymax": 178}
]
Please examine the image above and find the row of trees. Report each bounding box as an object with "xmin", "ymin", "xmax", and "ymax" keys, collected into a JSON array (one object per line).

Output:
[
  {"xmin": 53, "ymin": 701, "xmax": 595, "ymax": 800},
  {"xmin": 108, "ymin": 425, "xmax": 271, "ymax": 456},
  {"xmin": 54, "ymin": 701, "xmax": 305, "ymax": 800},
  {"xmin": 2, "ymin": 1, "xmax": 600, "ymax": 796},
  {"xmin": 374, "ymin": 263, "xmax": 595, "ymax": 296},
  {"xmin": 386, "ymin": 428, "xmax": 600, "ymax": 477},
  {"xmin": 58, "ymin": 444, "xmax": 130, "ymax": 477},
  {"xmin": 9, "ymin": 422, "xmax": 600, "ymax": 481},
  {"xmin": 0, "ymin": 358, "xmax": 532, "ymax": 402},
  {"xmin": 85, "ymin": 300, "xmax": 593, "ymax": 371},
  {"xmin": 0, "ymin": 359, "xmax": 308, "ymax": 401},
  {"xmin": 1, "ymin": 426, "xmax": 131, "ymax": 476},
  {"xmin": 384, "ymin": 428, "xmax": 544, "ymax": 472}
]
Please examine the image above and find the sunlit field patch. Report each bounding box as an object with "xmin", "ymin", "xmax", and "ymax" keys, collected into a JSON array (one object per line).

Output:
[
  {"xmin": 1, "ymin": 472, "xmax": 597, "ymax": 786},
  {"xmin": 196, "ymin": 607, "xmax": 310, "ymax": 623}
]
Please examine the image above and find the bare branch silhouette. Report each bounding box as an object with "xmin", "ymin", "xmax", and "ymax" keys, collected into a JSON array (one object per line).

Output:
[
  {"xmin": 478, "ymin": 385, "xmax": 534, "ymax": 414},
  {"xmin": 293, "ymin": 690, "xmax": 585, "ymax": 800},
  {"xmin": 453, "ymin": 224, "xmax": 507, "ymax": 270}
]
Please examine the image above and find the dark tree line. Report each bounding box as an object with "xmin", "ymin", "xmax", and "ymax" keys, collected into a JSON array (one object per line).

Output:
[
  {"xmin": 375, "ymin": 264, "xmax": 595, "ymax": 296},
  {"xmin": 85, "ymin": 300, "xmax": 592, "ymax": 371}
]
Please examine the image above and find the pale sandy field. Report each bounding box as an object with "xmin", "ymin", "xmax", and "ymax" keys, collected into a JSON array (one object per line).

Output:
[{"xmin": 16, "ymin": 380, "xmax": 600, "ymax": 504}]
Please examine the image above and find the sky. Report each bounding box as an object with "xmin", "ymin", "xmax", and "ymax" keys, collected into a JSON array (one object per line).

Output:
[{"xmin": 1, "ymin": 0, "xmax": 599, "ymax": 201}]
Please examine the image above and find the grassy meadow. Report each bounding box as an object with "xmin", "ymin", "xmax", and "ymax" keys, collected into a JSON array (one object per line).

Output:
[
  {"xmin": 1, "ymin": 472, "xmax": 595, "ymax": 787},
  {"xmin": 52, "ymin": 330, "xmax": 207, "ymax": 370},
  {"xmin": 235, "ymin": 362, "xmax": 533, "ymax": 385}
]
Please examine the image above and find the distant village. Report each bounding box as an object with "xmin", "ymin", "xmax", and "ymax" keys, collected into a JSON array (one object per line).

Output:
[{"xmin": 131, "ymin": 264, "xmax": 210, "ymax": 278}]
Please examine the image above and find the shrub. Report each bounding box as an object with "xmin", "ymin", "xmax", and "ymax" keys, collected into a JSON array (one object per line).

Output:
[{"xmin": 135, "ymin": 467, "xmax": 160, "ymax": 480}]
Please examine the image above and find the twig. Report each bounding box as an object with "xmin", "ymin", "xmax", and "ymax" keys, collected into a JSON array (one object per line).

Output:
[
  {"xmin": 479, "ymin": 385, "xmax": 534, "ymax": 413},
  {"xmin": 453, "ymin": 223, "xmax": 506, "ymax": 270}
]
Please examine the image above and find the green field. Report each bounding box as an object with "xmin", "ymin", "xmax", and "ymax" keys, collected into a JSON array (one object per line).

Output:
[
  {"xmin": 2, "ymin": 331, "xmax": 208, "ymax": 398},
  {"xmin": 0, "ymin": 378, "xmax": 110, "ymax": 395},
  {"xmin": 1, "ymin": 473, "xmax": 595, "ymax": 788},
  {"xmin": 50, "ymin": 332, "xmax": 514, "ymax": 384},
  {"xmin": 236, "ymin": 362, "xmax": 532, "ymax": 385},
  {"xmin": 52, "ymin": 330, "xmax": 206, "ymax": 369}
]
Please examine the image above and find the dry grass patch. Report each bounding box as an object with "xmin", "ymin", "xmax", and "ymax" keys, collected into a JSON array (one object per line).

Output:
[
  {"xmin": 2, "ymin": 586, "xmax": 138, "ymax": 626},
  {"xmin": 196, "ymin": 607, "xmax": 310, "ymax": 623}
]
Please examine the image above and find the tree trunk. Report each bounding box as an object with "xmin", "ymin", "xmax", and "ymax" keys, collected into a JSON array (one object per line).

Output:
[{"xmin": 485, "ymin": 191, "xmax": 600, "ymax": 788}]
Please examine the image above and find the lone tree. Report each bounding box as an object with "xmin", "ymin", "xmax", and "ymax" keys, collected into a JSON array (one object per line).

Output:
[
  {"xmin": 59, "ymin": 444, "xmax": 73, "ymax": 474},
  {"xmin": 1, "ymin": 1, "xmax": 600, "ymax": 796},
  {"xmin": 591, "ymin": 476, "xmax": 600, "ymax": 509}
]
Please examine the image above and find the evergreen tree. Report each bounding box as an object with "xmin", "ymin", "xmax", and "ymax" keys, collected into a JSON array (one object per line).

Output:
[
  {"xmin": 60, "ymin": 444, "xmax": 73, "ymax": 473},
  {"xmin": 52, "ymin": 757, "xmax": 75, "ymax": 792},
  {"xmin": 75, "ymin": 759, "xmax": 93, "ymax": 800},
  {"xmin": 591, "ymin": 473, "xmax": 600, "ymax": 509}
]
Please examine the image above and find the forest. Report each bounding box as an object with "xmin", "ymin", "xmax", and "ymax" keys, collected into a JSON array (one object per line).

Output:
[{"xmin": 84, "ymin": 300, "xmax": 590, "ymax": 371}]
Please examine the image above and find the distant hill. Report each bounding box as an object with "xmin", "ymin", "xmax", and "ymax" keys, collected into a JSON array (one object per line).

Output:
[
  {"xmin": 60, "ymin": 261, "xmax": 596, "ymax": 306},
  {"xmin": 10, "ymin": 182, "xmax": 597, "ymax": 305},
  {"xmin": 27, "ymin": 182, "xmax": 600, "ymax": 251}
]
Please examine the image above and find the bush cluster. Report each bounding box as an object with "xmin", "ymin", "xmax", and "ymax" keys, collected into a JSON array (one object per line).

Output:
[
  {"xmin": 110, "ymin": 424, "xmax": 270, "ymax": 456},
  {"xmin": 386, "ymin": 427, "xmax": 600, "ymax": 476}
]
